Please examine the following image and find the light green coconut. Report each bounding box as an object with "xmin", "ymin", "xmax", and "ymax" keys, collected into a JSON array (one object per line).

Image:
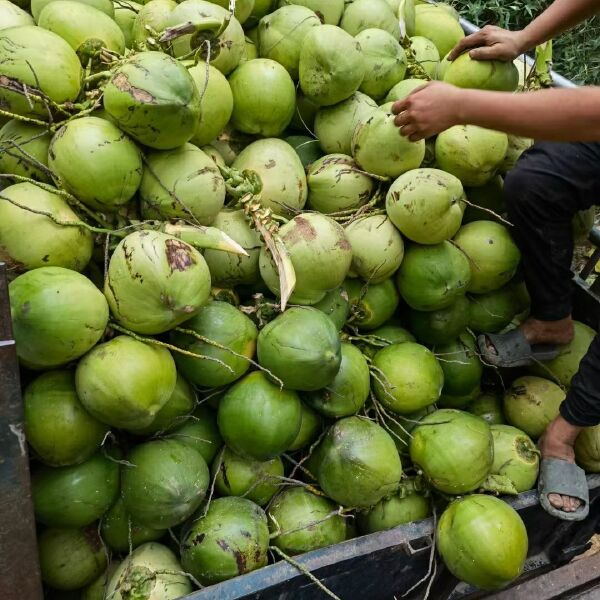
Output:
[
  {"xmin": 444, "ymin": 52, "xmax": 519, "ymax": 92},
  {"xmin": 435, "ymin": 125, "xmax": 509, "ymax": 187},
  {"xmin": 386, "ymin": 168, "xmax": 465, "ymax": 244}
]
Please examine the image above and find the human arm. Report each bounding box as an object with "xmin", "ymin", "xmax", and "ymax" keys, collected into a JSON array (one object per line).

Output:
[
  {"xmin": 449, "ymin": 0, "xmax": 600, "ymax": 61},
  {"xmin": 392, "ymin": 81, "xmax": 600, "ymax": 142}
]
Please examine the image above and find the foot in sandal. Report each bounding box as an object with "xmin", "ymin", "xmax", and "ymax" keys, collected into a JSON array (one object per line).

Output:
[
  {"xmin": 538, "ymin": 416, "xmax": 588, "ymax": 521},
  {"xmin": 478, "ymin": 316, "xmax": 574, "ymax": 368}
]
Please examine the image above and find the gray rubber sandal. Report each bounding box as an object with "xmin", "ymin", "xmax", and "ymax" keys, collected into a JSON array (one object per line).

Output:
[
  {"xmin": 477, "ymin": 329, "xmax": 560, "ymax": 368},
  {"xmin": 538, "ymin": 457, "xmax": 589, "ymax": 521}
]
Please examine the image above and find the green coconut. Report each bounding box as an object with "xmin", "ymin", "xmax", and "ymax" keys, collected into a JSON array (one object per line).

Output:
[
  {"xmin": 313, "ymin": 286, "xmax": 350, "ymax": 330},
  {"xmin": 258, "ymin": 5, "xmax": 320, "ymax": 79},
  {"xmin": 468, "ymin": 284, "xmax": 524, "ymax": 333},
  {"xmin": 259, "ymin": 213, "xmax": 352, "ymax": 304},
  {"xmin": 208, "ymin": 0, "xmax": 254, "ymax": 23},
  {"xmin": 285, "ymin": 135, "xmax": 324, "ymax": 167},
  {"xmin": 0, "ymin": 120, "xmax": 51, "ymax": 182},
  {"xmin": 268, "ymin": 487, "xmax": 347, "ymax": 554},
  {"xmin": 340, "ymin": 0, "xmax": 400, "ymax": 38},
  {"xmin": 122, "ymin": 439, "xmax": 209, "ymax": 529},
  {"xmin": 575, "ymin": 425, "xmax": 600, "ymax": 472},
  {"xmin": 181, "ymin": 497, "xmax": 269, "ymax": 585},
  {"xmin": 358, "ymin": 487, "xmax": 431, "ymax": 534},
  {"xmin": 316, "ymin": 416, "xmax": 402, "ymax": 507},
  {"xmin": 9, "ymin": 267, "xmax": 108, "ymax": 369},
  {"xmin": 130, "ymin": 373, "xmax": 196, "ymax": 436},
  {"xmin": 32, "ymin": 451, "xmax": 119, "ymax": 527},
  {"xmin": 212, "ymin": 446, "xmax": 284, "ymax": 506},
  {"xmin": 202, "ymin": 144, "xmax": 227, "ymax": 167},
  {"xmin": 299, "ymin": 24, "xmax": 365, "ymax": 106},
  {"xmin": 384, "ymin": 78, "xmax": 426, "ymax": 103},
  {"xmin": 203, "ymin": 209, "xmax": 262, "ymax": 286},
  {"xmin": 278, "ymin": 1, "xmax": 340, "ymax": 23},
  {"xmin": 307, "ymin": 153, "xmax": 374, "ymax": 214},
  {"xmin": 358, "ymin": 323, "xmax": 416, "ymax": 359},
  {"xmin": 490, "ymin": 424, "xmax": 539, "ymax": 493},
  {"xmin": 386, "ymin": 168, "xmax": 465, "ymax": 244},
  {"xmin": 39, "ymin": 527, "xmax": 107, "ymax": 591},
  {"xmin": 437, "ymin": 495, "xmax": 528, "ymax": 590},
  {"xmin": 409, "ymin": 35, "xmax": 440, "ymax": 77},
  {"xmin": 48, "ymin": 116, "xmax": 142, "ymax": 212},
  {"xmin": 463, "ymin": 175, "xmax": 505, "ymax": 223},
  {"xmin": 435, "ymin": 125, "xmax": 509, "ymax": 187},
  {"xmin": 32, "ymin": 0, "xmax": 114, "ymax": 20},
  {"xmin": 81, "ymin": 565, "xmax": 117, "ymax": 600},
  {"xmin": 101, "ymin": 497, "xmax": 166, "ymax": 553},
  {"xmin": 529, "ymin": 321, "xmax": 596, "ymax": 387},
  {"xmin": 37, "ymin": 1, "xmax": 125, "ymax": 59},
  {"xmin": 453, "ymin": 220, "xmax": 521, "ymax": 294},
  {"xmin": 166, "ymin": 404, "xmax": 223, "ymax": 464},
  {"xmin": 345, "ymin": 278, "xmax": 400, "ymax": 331},
  {"xmin": 75, "ymin": 335, "xmax": 177, "ymax": 431},
  {"xmin": 305, "ymin": 342, "xmax": 370, "ymax": 418},
  {"xmin": 218, "ymin": 371, "xmax": 302, "ymax": 460},
  {"xmin": 503, "ymin": 375, "xmax": 565, "ymax": 439},
  {"xmin": 314, "ymin": 92, "xmax": 377, "ymax": 155},
  {"xmin": 345, "ymin": 215, "xmax": 404, "ymax": 284},
  {"xmin": 410, "ymin": 409, "xmax": 494, "ymax": 494},
  {"xmin": 170, "ymin": 301, "xmax": 257, "ymax": 387},
  {"xmin": 0, "ymin": 26, "xmax": 82, "ymax": 119},
  {"xmin": 288, "ymin": 403, "xmax": 322, "ymax": 451},
  {"xmin": 395, "ymin": 241, "xmax": 471, "ymax": 311},
  {"xmin": 500, "ymin": 134, "xmax": 533, "ymax": 174},
  {"xmin": 468, "ymin": 392, "xmax": 505, "ymax": 425},
  {"xmin": 114, "ymin": 0, "xmax": 142, "ymax": 48},
  {"xmin": 373, "ymin": 342, "xmax": 444, "ymax": 414},
  {"xmin": 103, "ymin": 51, "xmax": 201, "ymax": 149},
  {"xmin": 243, "ymin": 36, "xmax": 258, "ymax": 61},
  {"xmin": 414, "ymin": 3, "xmax": 464, "ymax": 58},
  {"xmin": 229, "ymin": 58, "xmax": 296, "ymax": 136},
  {"xmin": 355, "ymin": 28, "xmax": 407, "ymax": 100},
  {"xmin": 168, "ymin": 0, "xmax": 246, "ymax": 74},
  {"xmin": 439, "ymin": 385, "xmax": 481, "ymax": 410},
  {"xmin": 0, "ymin": 0, "xmax": 34, "ymax": 28},
  {"xmin": 24, "ymin": 371, "xmax": 108, "ymax": 467},
  {"xmin": 408, "ymin": 296, "xmax": 470, "ymax": 345},
  {"xmin": 444, "ymin": 52, "xmax": 519, "ymax": 91},
  {"xmin": 131, "ymin": 0, "xmax": 176, "ymax": 48},
  {"xmin": 140, "ymin": 143, "xmax": 225, "ymax": 224},
  {"xmin": 257, "ymin": 306, "xmax": 342, "ymax": 390},
  {"xmin": 189, "ymin": 64, "xmax": 233, "ymax": 145},
  {"xmin": 232, "ymin": 138, "xmax": 307, "ymax": 216},
  {"xmin": 107, "ymin": 543, "xmax": 192, "ymax": 600},
  {"xmin": 105, "ymin": 230, "xmax": 211, "ymax": 334},
  {"xmin": 0, "ymin": 182, "xmax": 93, "ymax": 273},
  {"xmin": 352, "ymin": 106, "xmax": 425, "ymax": 177},
  {"xmin": 434, "ymin": 332, "xmax": 483, "ymax": 399}
]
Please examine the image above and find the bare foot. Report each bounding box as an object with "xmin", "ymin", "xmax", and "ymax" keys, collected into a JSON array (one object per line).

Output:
[
  {"xmin": 486, "ymin": 315, "xmax": 574, "ymax": 355},
  {"xmin": 539, "ymin": 416, "xmax": 584, "ymax": 513}
]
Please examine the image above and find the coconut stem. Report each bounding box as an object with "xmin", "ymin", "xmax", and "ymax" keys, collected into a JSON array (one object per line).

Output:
[
  {"xmin": 108, "ymin": 323, "xmax": 236, "ymax": 374},
  {"xmin": 399, "ymin": 36, "xmax": 432, "ymax": 81},
  {"xmin": 162, "ymin": 223, "xmax": 248, "ymax": 255},
  {"xmin": 0, "ymin": 108, "xmax": 48, "ymax": 127},
  {"xmin": 270, "ymin": 546, "xmax": 342, "ymax": 600}
]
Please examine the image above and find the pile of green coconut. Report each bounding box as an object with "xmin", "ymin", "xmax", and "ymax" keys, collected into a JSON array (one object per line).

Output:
[{"xmin": 0, "ymin": 0, "xmax": 598, "ymax": 598}]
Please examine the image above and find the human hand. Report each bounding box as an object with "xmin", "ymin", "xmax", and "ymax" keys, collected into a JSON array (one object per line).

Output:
[
  {"xmin": 392, "ymin": 82, "xmax": 465, "ymax": 141},
  {"xmin": 448, "ymin": 25, "xmax": 527, "ymax": 62}
]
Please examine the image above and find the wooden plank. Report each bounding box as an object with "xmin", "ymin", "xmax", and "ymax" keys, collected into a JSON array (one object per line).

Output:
[
  {"xmin": 487, "ymin": 553, "xmax": 600, "ymax": 600},
  {"xmin": 0, "ymin": 263, "xmax": 43, "ymax": 600}
]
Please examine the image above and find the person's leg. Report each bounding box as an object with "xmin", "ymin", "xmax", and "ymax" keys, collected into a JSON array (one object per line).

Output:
[
  {"xmin": 502, "ymin": 141, "xmax": 600, "ymax": 515},
  {"xmin": 539, "ymin": 333, "xmax": 600, "ymax": 512},
  {"xmin": 504, "ymin": 141, "xmax": 600, "ymax": 345}
]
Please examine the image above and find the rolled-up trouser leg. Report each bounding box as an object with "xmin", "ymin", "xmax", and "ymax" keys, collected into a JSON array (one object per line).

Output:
[
  {"xmin": 560, "ymin": 334, "xmax": 600, "ymax": 427},
  {"xmin": 504, "ymin": 141, "xmax": 600, "ymax": 321}
]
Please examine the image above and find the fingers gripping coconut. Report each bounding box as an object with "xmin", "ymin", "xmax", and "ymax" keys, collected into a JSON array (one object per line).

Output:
[{"xmin": 389, "ymin": 0, "xmax": 600, "ymax": 520}]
